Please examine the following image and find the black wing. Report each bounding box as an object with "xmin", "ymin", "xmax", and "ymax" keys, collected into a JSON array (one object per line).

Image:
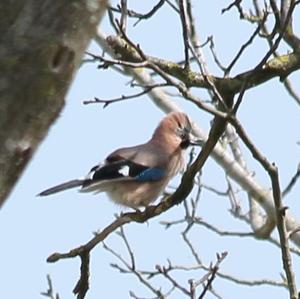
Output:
[{"xmin": 82, "ymin": 160, "xmax": 149, "ymax": 187}]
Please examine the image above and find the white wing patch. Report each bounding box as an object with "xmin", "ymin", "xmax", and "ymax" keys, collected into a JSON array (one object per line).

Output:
[{"xmin": 118, "ymin": 165, "xmax": 130, "ymax": 177}]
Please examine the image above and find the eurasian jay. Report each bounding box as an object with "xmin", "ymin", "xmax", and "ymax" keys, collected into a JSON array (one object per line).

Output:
[{"xmin": 38, "ymin": 112, "xmax": 201, "ymax": 208}]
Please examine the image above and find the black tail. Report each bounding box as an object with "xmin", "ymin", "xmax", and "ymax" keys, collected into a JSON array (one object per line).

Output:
[{"xmin": 37, "ymin": 179, "xmax": 84, "ymax": 196}]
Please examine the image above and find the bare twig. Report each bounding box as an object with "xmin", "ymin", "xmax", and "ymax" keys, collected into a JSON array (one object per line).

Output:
[
  {"xmin": 233, "ymin": 0, "xmax": 298, "ymax": 113},
  {"xmin": 110, "ymin": 224, "xmax": 288, "ymax": 291},
  {"xmin": 182, "ymin": 223, "xmax": 202, "ymax": 265},
  {"xmin": 108, "ymin": 7, "xmax": 119, "ymax": 34},
  {"xmin": 194, "ymin": 217, "xmax": 254, "ymax": 238},
  {"xmin": 110, "ymin": 0, "xmax": 166, "ymax": 26},
  {"xmin": 197, "ymin": 252, "xmax": 228, "ymax": 299},
  {"xmin": 201, "ymin": 183, "xmax": 228, "ymax": 196},
  {"xmin": 85, "ymin": 50, "xmax": 147, "ymax": 68},
  {"xmin": 208, "ymin": 36, "xmax": 226, "ymax": 72},
  {"xmin": 283, "ymin": 79, "xmax": 300, "ymax": 105},
  {"xmin": 156, "ymin": 264, "xmax": 190, "ymax": 296},
  {"xmin": 93, "ymin": 33, "xmax": 228, "ymax": 117},
  {"xmin": 163, "ymin": 227, "xmax": 286, "ymax": 291},
  {"xmin": 105, "ymin": 227, "xmax": 283, "ymax": 298},
  {"xmin": 282, "ymin": 163, "xmax": 300, "ymax": 197},
  {"xmin": 226, "ymin": 175, "xmax": 242, "ymax": 215},
  {"xmin": 179, "ymin": 0, "xmax": 190, "ymax": 69},
  {"xmin": 224, "ymin": 11, "xmax": 268, "ymax": 76},
  {"xmin": 83, "ymin": 84, "xmax": 168, "ymax": 108},
  {"xmin": 117, "ymin": 226, "xmax": 135, "ymax": 269},
  {"xmin": 103, "ymin": 234, "xmax": 167, "ymax": 299},
  {"xmin": 119, "ymin": 0, "xmax": 128, "ymax": 32},
  {"xmin": 186, "ymin": 0, "xmax": 230, "ymax": 114},
  {"xmin": 225, "ymin": 125, "xmax": 248, "ymax": 171},
  {"xmin": 41, "ymin": 275, "xmax": 60, "ymax": 299},
  {"xmin": 221, "ymin": 0, "xmax": 242, "ymax": 15},
  {"xmin": 156, "ymin": 262, "xmax": 288, "ymax": 289},
  {"xmin": 252, "ymin": 0, "xmax": 300, "ymax": 106}
]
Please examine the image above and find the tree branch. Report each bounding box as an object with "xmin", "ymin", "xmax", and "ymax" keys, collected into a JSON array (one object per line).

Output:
[{"xmin": 106, "ymin": 34, "xmax": 300, "ymax": 94}]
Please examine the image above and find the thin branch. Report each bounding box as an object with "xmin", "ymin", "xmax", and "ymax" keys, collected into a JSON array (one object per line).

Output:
[
  {"xmin": 108, "ymin": 7, "xmax": 119, "ymax": 34},
  {"xmin": 223, "ymin": 0, "xmax": 260, "ymax": 22},
  {"xmin": 41, "ymin": 275, "xmax": 60, "ymax": 299},
  {"xmin": 103, "ymin": 240, "xmax": 166, "ymax": 299},
  {"xmin": 282, "ymin": 163, "xmax": 300, "ymax": 197},
  {"xmin": 145, "ymin": 256, "xmax": 287, "ymax": 290},
  {"xmin": 224, "ymin": 11, "xmax": 268, "ymax": 76},
  {"xmin": 105, "ymin": 228, "xmax": 274, "ymax": 298},
  {"xmin": 252, "ymin": 0, "xmax": 300, "ymax": 106},
  {"xmin": 233, "ymin": 0, "xmax": 298, "ymax": 113},
  {"xmin": 185, "ymin": 0, "xmax": 229, "ymax": 112},
  {"xmin": 102, "ymin": 28, "xmax": 229, "ymax": 117},
  {"xmin": 83, "ymin": 84, "xmax": 168, "ymax": 108},
  {"xmin": 207, "ymin": 287, "xmax": 223, "ymax": 299},
  {"xmin": 148, "ymin": 61, "xmax": 228, "ymax": 118},
  {"xmin": 196, "ymin": 215, "xmax": 300, "ymax": 257},
  {"xmin": 179, "ymin": 0, "xmax": 190, "ymax": 69},
  {"xmin": 85, "ymin": 50, "xmax": 147, "ymax": 68},
  {"xmin": 208, "ymin": 36, "xmax": 226, "ymax": 72},
  {"xmin": 117, "ymin": 226, "xmax": 136, "ymax": 270},
  {"xmin": 110, "ymin": 0, "xmax": 166, "ymax": 26},
  {"xmin": 194, "ymin": 217, "xmax": 254, "ymax": 238},
  {"xmin": 197, "ymin": 252, "xmax": 228, "ymax": 299},
  {"xmin": 225, "ymin": 125, "xmax": 248, "ymax": 171},
  {"xmin": 186, "ymin": 1, "xmax": 211, "ymax": 75},
  {"xmin": 221, "ymin": 0, "xmax": 242, "ymax": 15},
  {"xmin": 156, "ymin": 264, "xmax": 190, "ymax": 296},
  {"xmin": 182, "ymin": 223, "xmax": 202, "ymax": 265},
  {"xmin": 226, "ymin": 176, "xmax": 242, "ymax": 215},
  {"xmin": 283, "ymin": 79, "xmax": 300, "ymax": 105},
  {"xmin": 119, "ymin": 0, "xmax": 128, "ymax": 32},
  {"xmin": 158, "ymin": 262, "xmax": 288, "ymax": 288}
]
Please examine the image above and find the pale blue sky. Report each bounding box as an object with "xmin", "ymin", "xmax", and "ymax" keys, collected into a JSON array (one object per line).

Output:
[{"xmin": 1, "ymin": 1, "xmax": 300, "ymax": 298}]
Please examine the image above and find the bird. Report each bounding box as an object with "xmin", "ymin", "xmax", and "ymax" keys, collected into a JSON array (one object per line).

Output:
[{"xmin": 38, "ymin": 112, "xmax": 201, "ymax": 208}]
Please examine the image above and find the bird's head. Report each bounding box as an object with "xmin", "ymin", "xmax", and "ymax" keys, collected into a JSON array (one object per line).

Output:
[{"xmin": 152, "ymin": 112, "xmax": 202, "ymax": 150}]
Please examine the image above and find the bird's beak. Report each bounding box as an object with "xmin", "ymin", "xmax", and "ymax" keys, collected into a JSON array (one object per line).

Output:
[{"xmin": 189, "ymin": 134, "xmax": 203, "ymax": 146}]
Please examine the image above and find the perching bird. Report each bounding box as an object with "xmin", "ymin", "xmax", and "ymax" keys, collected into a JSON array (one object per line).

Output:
[{"xmin": 38, "ymin": 112, "xmax": 201, "ymax": 208}]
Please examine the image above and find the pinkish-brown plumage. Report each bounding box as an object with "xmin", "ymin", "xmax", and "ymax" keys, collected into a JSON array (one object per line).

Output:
[{"xmin": 38, "ymin": 112, "xmax": 200, "ymax": 208}]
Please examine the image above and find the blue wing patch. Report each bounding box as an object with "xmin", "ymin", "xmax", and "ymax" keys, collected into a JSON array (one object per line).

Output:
[
  {"xmin": 136, "ymin": 167, "xmax": 165, "ymax": 182},
  {"xmin": 82, "ymin": 159, "xmax": 165, "ymax": 188}
]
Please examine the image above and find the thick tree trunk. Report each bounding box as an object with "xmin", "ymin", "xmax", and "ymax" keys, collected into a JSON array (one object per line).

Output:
[{"xmin": 0, "ymin": 0, "xmax": 107, "ymax": 207}]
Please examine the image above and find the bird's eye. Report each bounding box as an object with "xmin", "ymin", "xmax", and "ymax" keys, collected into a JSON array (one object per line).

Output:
[
  {"xmin": 176, "ymin": 127, "xmax": 190, "ymax": 141},
  {"xmin": 176, "ymin": 126, "xmax": 192, "ymax": 149}
]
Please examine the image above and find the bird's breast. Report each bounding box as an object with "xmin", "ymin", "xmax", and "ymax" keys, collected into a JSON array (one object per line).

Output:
[{"xmin": 106, "ymin": 180, "xmax": 169, "ymax": 208}]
